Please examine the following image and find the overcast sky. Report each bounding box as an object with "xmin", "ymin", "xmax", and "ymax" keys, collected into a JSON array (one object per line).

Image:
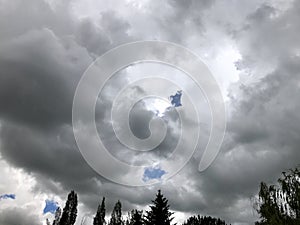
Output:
[{"xmin": 0, "ymin": 0, "xmax": 300, "ymax": 225}]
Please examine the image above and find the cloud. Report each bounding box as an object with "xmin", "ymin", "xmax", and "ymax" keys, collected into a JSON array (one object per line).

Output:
[
  {"xmin": 0, "ymin": 0, "xmax": 299, "ymax": 225},
  {"xmin": 0, "ymin": 207, "xmax": 42, "ymax": 225},
  {"xmin": 0, "ymin": 28, "xmax": 90, "ymax": 130}
]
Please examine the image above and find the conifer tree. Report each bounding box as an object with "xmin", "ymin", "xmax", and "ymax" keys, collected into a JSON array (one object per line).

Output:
[
  {"xmin": 144, "ymin": 190, "xmax": 174, "ymax": 225},
  {"xmin": 128, "ymin": 210, "xmax": 143, "ymax": 225},
  {"xmin": 109, "ymin": 200, "xmax": 123, "ymax": 225},
  {"xmin": 59, "ymin": 190, "xmax": 78, "ymax": 225},
  {"xmin": 94, "ymin": 197, "xmax": 106, "ymax": 225}
]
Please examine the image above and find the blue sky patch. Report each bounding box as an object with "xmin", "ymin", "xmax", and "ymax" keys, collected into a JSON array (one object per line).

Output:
[
  {"xmin": 170, "ymin": 90, "xmax": 183, "ymax": 107},
  {"xmin": 43, "ymin": 200, "xmax": 59, "ymax": 214},
  {"xmin": 0, "ymin": 194, "xmax": 16, "ymax": 200},
  {"xmin": 143, "ymin": 166, "xmax": 166, "ymax": 182}
]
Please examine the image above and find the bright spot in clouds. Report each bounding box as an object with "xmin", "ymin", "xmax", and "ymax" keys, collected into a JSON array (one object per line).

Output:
[
  {"xmin": 144, "ymin": 98, "xmax": 171, "ymax": 117},
  {"xmin": 144, "ymin": 91, "xmax": 182, "ymax": 117}
]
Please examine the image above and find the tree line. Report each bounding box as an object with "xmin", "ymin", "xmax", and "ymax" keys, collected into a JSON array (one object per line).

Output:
[
  {"xmin": 46, "ymin": 166, "xmax": 299, "ymax": 225},
  {"xmin": 46, "ymin": 190, "xmax": 227, "ymax": 225}
]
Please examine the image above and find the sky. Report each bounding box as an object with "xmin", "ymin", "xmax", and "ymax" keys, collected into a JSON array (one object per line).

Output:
[{"xmin": 0, "ymin": 0, "xmax": 300, "ymax": 224}]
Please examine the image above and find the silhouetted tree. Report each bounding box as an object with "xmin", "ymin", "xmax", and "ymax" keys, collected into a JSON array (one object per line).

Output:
[
  {"xmin": 109, "ymin": 200, "xmax": 123, "ymax": 225},
  {"xmin": 256, "ymin": 167, "xmax": 300, "ymax": 225},
  {"xmin": 183, "ymin": 215, "xmax": 226, "ymax": 225},
  {"xmin": 144, "ymin": 190, "xmax": 174, "ymax": 225},
  {"xmin": 94, "ymin": 197, "xmax": 106, "ymax": 225},
  {"xmin": 127, "ymin": 209, "xmax": 143, "ymax": 225},
  {"xmin": 53, "ymin": 207, "xmax": 62, "ymax": 225},
  {"xmin": 59, "ymin": 190, "xmax": 78, "ymax": 225}
]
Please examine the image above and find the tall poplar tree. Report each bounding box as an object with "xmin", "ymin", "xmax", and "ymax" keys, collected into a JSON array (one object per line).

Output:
[
  {"xmin": 59, "ymin": 190, "xmax": 78, "ymax": 225},
  {"xmin": 94, "ymin": 197, "xmax": 106, "ymax": 225},
  {"xmin": 109, "ymin": 200, "xmax": 123, "ymax": 225}
]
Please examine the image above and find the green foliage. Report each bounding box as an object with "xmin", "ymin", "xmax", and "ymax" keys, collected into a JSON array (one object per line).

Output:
[
  {"xmin": 182, "ymin": 215, "xmax": 226, "ymax": 225},
  {"xmin": 256, "ymin": 167, "xmax": 300, "ymax": 225},
  {"xmin": 94, "ymin": 197, "xmax": 106, "ymax": 225},
  {"xmin": 58, "ymin": 190, "xmax": 78, "ymax": 225},
  {"xmin": 144, "ymin": 190, "xmax": 174, "ymax": 225}
]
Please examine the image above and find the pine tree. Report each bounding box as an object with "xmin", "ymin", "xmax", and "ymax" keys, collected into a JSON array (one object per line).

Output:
[
  {"xmin": 94, "ymin": 197, "xmax": 106, "ymax": 225},
  {"xmin": 59, "ymin": 190, "xmax": 78, "ymax": 225},
  {"xmin": 144, "ymin": 190, "xmax": 174, "ymax": 225},
  {"xmin": 109, "ymin": 200, "xmax": 123, "ymax": 225},
  {"xmin": 53, "ymin": 207, "xmax": 62, "ymax": 225}
]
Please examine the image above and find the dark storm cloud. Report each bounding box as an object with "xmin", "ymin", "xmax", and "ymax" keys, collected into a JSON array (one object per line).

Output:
[
  {"xmin": 0, "ymin": 0, "xmax": 299, "ymax": 224},
  {"xmin": 128, "ymin": 101, "xmax": 181, "ymax": 158},
  {"xmin": 0, "ymin": 121, "xmax": 102, "ymax": 193},
  {"xmin": 0, "ymin": 0, "xmax": 189, "ymax": 218},
  {"xmin": 0, "ymin": 1, "xmax": 241, "ymax": 224},
  {"xmin": 0, "ymin": 207, "xmax": 41, "ymax": 225},
  {"xmin": 0, "ymin": 28, "xmax": 91, "ymax": 129},
  {"xmin": 95, "ymin": 81, "xmax": 182, "ymax": 166},
  {"xmin": 0, "ymin": 0, "xmax": 136, "ymax": 212},
  {"xmin": 129, "ymin": 101, "xmax": 154, "ymax": 139}
]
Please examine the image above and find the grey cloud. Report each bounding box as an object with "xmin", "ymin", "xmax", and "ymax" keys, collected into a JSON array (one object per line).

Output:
[
  {"xmin": 0, "ymin": 0, "xmax": 299, "ymax": 225},
  {"xmin": 233, "ymin": 0, "xmax": 300, "ymax": 71},
  {"xmin": 154, "ymin": 0, "xmax": 215, "ymax": 44},
  {"xmin": 206, "ymin": 1, "xmax": 300, "ymax": 223},
  {"xmin": 129, "ymin": 100, "xmax": 155, "ymax": 139},
  {"xmin": 76, "ymin": 11, "xmax": 133, "ymax": 56},
  {"xmin": 0, "ymin": 0, "xmax": 136, "ymax": 211},
  {"xmin": 0, "ymin": 0, "xmax": 74, "ymax": 42},
  {"xmin": 0, "ymin": 121, "xmax": 100, "ymax": 191},
  {"xmin": 0, "ymin": 28, "xmax": 91, "ymax": 129},
  {"xmin": 0, "ymin": 207, "xmax": 41, "ymax": 225}
]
